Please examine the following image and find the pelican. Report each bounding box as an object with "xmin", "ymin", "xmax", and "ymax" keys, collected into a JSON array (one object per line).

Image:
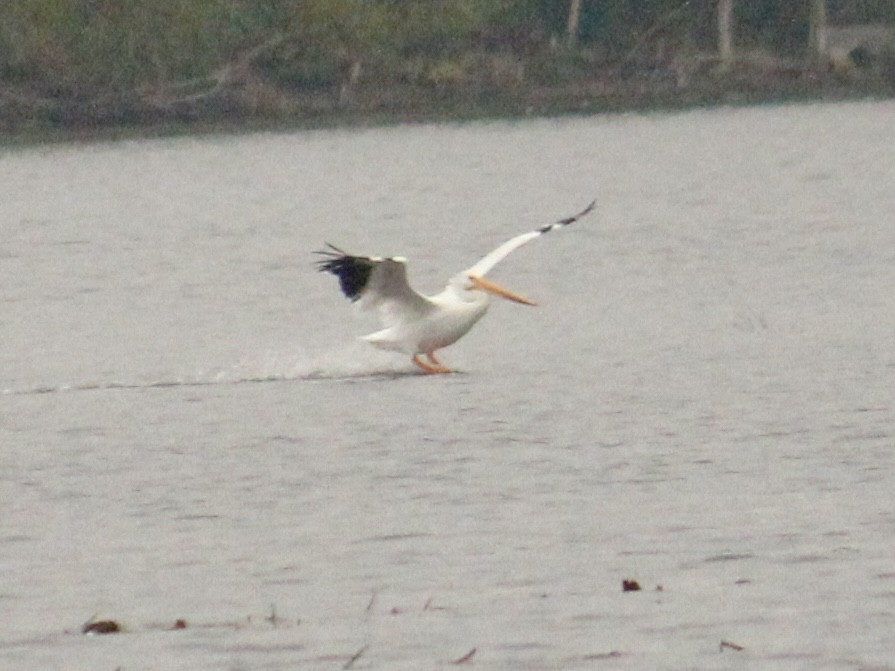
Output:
[{"xmin": 315, "ymin": 200, "xmax": 595, "ymax": 373}]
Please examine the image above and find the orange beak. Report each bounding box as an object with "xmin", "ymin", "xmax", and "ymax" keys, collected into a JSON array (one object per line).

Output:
[{"xmin": 469, "ymin": 275, "xmax": 537, "ymax": 306}]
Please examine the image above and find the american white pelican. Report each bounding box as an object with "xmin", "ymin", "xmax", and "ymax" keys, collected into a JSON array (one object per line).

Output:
[{"xmin": 315, "ymin": 200, "xmax": 595, "ymax": 373}]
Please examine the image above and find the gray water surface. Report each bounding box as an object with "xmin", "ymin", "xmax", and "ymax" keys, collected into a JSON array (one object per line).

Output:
[{"xmin": 2, "ymin": 102, "xmax": 894, "ymax": 670}]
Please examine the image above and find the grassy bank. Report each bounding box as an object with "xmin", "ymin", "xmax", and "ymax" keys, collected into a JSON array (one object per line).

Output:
[
  {"xmin": 4, "ymin": 48, "xmax": 894, "ymax": 144},
  {"xmin": 2, "ymin": 1, "xmax": 894, "ymax": 142}
]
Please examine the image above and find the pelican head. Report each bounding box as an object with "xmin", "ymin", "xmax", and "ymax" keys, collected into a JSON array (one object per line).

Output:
[{"xmin": 467, "ymin": 274, "xmax": 537, "ymax": 306}]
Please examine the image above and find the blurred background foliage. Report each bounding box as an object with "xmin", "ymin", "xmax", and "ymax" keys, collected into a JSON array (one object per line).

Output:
[{"xmin": 1, "ymin": 1, "xmax": 893, "ymax": 103}]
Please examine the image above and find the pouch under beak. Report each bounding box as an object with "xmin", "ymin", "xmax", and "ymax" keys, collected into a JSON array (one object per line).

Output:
[{"xmin": 469, "ymin": 275, "xmax": 537, "ymax": 306}]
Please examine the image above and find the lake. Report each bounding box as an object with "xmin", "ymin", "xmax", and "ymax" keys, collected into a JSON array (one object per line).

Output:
[{"xmin": 1, "ymin": 101, "xmax": 894, "ymax": 670}]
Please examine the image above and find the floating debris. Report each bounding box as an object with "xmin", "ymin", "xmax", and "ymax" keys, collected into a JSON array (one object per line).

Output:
[
  {"xmin": 423, "ymin": 597, "xmax": 449, "ymax": 612},
  {"xmin": 365, "ymin": 590, "xmax": 378, "ymax": 613},
  {"xmin": 82, "ymin": 619, "xmax": 121, "ymax": 635},
  {"xmin": 720, "ymin": 640, "xmax": 745, "ymax": 652},
  {"xmin": 622, "ymin": 579, "xmax": 642, "ymax": 592},
  {"xmin": 343, "ymin": 644, "xmax": 368, "ymax": 670},
  {"xmin": 451, "ymin": 647, "xmax": 476, "ymax": 664},
  {"xmin": 584, "ymin": 651, "xmax": 623, "ymax": 660}
]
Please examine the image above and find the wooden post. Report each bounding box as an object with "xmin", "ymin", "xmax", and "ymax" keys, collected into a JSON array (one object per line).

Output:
[
  {"xmin": 567, "ymin": 0, "xmax": 582, "ymax": 47},
  {"xmin": 718, "ymin": 0, "xmax": 734, "ymax": 70},
  {"xmin": 808, "ymin": 0, "xmax": 828, "ymax": 63}
]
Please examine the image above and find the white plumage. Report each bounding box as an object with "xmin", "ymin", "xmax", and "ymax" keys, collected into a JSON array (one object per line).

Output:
[{"xmin": 316, "ymin": 200, "xmax": 595, "ymax": 373}]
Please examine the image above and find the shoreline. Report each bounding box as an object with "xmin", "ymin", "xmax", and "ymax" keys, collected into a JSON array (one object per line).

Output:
[{"xmin": 2, "ymin": 53, "xmax": 893, "ymax": 146}]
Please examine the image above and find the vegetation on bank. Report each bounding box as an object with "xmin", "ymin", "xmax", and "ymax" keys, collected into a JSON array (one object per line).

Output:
[{"xmin": 1, "ymin": 1, "xmax": 894, "ymax": 136}]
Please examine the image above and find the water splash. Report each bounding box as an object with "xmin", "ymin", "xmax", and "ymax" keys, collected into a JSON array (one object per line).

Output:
[{"xmin": 2, "ymin": 343, "xmax": 420, "ymax": 396}]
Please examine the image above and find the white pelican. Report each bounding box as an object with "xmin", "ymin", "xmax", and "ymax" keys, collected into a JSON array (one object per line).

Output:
[{"xmin": 315, "ymin": 200, "xmax": 595, "ymax": 373}]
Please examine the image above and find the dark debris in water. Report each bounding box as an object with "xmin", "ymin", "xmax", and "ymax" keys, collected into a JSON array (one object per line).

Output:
[
  {"xmin": 82, "ymin": 619, "xmax": 121, "ymax": 635},
  {"xmin": 451, "ymin": 648, "xmax": 476, "ymax": 665},
  {"xmin": 76, "ymin": 610, "xmax": 303, "ymax": 637},
  {"xmin": 621, "ymin": 579, "xmax": 642, "ymax": 592},
  {"xmin": 80, "ymin": 616, "xmax": 194, "ymax": 635},
  {"xmin": 705, "ymin": 552, "xmax": 754, "ymax": 563},
  {"xmin": 720, "ymin": 640, "xmax": 745, "ymax": 652},
  {"xmin": 342, "ymin": 644, "xmax": 368, "ymax": 670},
  {"xmin": 584, "ymin": 651, "xmax": 624, "ymax": 660}
]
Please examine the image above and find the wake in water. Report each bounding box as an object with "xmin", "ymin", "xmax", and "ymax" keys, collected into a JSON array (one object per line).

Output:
[{"xmin": 2, "ymin": 343, "xmax": 430, "ymax": 397}]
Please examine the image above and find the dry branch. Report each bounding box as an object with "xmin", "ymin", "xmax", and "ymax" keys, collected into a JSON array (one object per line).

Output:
[
  {"xmin": 451, "ymin": 648, "xmax": 477, "ymax": 664},
  {"xmin": 720, "ymin": 640, "xmax": 745, "ymax": 652},
  {"xmin": 343, "ymin": 644, "xmax": 369, "ymax": 670}
]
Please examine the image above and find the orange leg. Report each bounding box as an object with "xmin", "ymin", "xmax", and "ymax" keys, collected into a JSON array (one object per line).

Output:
[
  {"xmin": 426, "ymin": 351, "xmax": 452, "ymax": 373},
  {"xmin": 412, "ymin": 353, "xmax": 451, "ymax": 374}
]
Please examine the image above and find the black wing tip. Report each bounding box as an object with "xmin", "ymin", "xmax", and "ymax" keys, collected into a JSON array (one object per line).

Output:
[
  {"xmin": 556, "ymin": 199, "xmax": 596, "ymax": 225},
  {"xmin": 313, "ymin": 243, "xmax": 354, "ymax": 271},
  {"xmin": 313, "ymin": 242, "xmax": 347, "ymax": 260},
  {"xmin": 314, "ymin": 244, "xmax": 375, "ymax": 301},
  {"xmin": 537, "ymin": 199, "xmax": 597, "ymax": 233}
]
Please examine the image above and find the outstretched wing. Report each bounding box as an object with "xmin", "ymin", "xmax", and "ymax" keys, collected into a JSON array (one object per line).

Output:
[
  {"xmin": 315, "ymin": 244, "xmax": 435, "ymax": 327},
  {"xmin": 463, "ymin": 200, "xmax": 595, "ymax": 278}
]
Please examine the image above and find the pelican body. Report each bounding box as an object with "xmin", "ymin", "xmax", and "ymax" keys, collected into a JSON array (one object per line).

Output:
[{"xmin": 316, "ymin": 200, "xmax": 595, "ymax": 373}]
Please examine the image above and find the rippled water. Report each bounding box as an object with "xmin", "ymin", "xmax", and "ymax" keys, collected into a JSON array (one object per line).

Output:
[{"xmin": 2, "ymin": 101, "xmax": 894, "ymax": 670}]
